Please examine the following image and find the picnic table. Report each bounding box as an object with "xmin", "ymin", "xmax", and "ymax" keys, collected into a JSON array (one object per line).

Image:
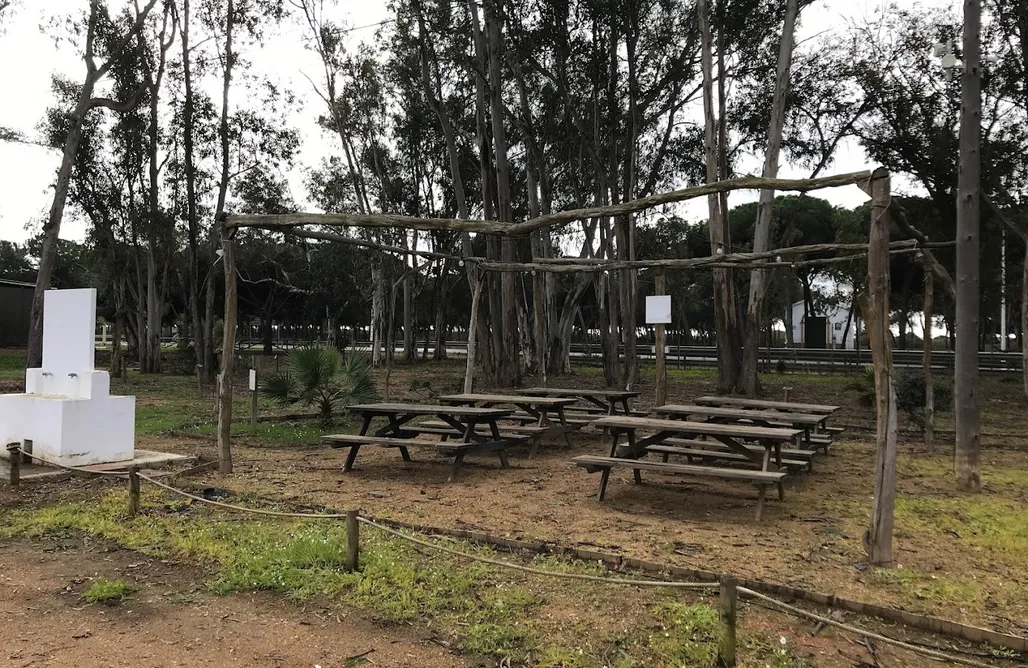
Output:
[
  {"xmin": 573, "ymin": 415, "xmax": 801, "ymax": 520},
  {"xmin": 515, "ymin": 387, "xmax": 642, "ymax": 417},
  {"xmin": 656, "ymin": 404, "xmax": 828, "ymax": 451},
  {"xmin": 438, "ymin": 393, "xmax": 580, "ymax": 455},
  {"xmin": 322, "ymin": 403, "xmax": 518, "ymax": 481}
]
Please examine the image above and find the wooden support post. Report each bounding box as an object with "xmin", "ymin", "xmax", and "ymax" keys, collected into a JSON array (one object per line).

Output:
[
  {"xmin": 463, "ymin": 272, "xmax": 484, "ymax": 394},
  {"xmin": 718, "ymin": 575, "xmax": 737, "ymax": 667},
  {"xmin": 345, "ymin": 509, "xmax": 360, "ymax": 572},
  {"xmin": 217, "ymin": 226, "xmax": 238, "ymax": 475},
  {"xmin": 195, "ymin": 364, "xmax": 203, "ymax": 396},
  {"xmin": 127, "ymin": 467, "xmax": 140, "ymax": 517},
  {"xmin": 783, "ymin": 387, "xmax": 792, "ymax": 402},
  {"xmin": 654, "ymin": 271, "xmax": 667, "ymax": 407},
  {"xmin": 7, "ymin": 443, "xmax": 21, "ymax": 486},
  {"xmin": 860, "ymin": 170, "xmax": 898, "ymax": 566}
]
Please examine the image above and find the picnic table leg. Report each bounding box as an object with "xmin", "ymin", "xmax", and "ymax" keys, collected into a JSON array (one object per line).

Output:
[
  {"xmin": 556, "ymin": 407, "xmax": 573, "ymax": 449},
  {"xmin": 621, "ymin": 398, "xmax": 631, "ymax": 415},
  {"xmin": 754, "ymin": 446, "xmax": 772, "ymax": 521},
  {"xmin": 343, "ymin": 445, "xmax": 361, "ymax": 473},
  {"xmin": 597, "ymin": 467, "xmax": 612, "ymax": 501},
  {"xmin": 447, "ymin": 453, "xmax": 466, "ymax": 482},
  {"xmin": 803, "ymin": 427, "xmax": 812, "ymax": 451},
  {"xmin": 343, "ymin": 414, "xmax": 374, "ymax": 472},
  {"xmin": 497, "ymin": 448, "xmax": 510, "ymax": 469},
  {"xmin": 398, "ymin": 446, "xmax": 412, "ymax": 462}
]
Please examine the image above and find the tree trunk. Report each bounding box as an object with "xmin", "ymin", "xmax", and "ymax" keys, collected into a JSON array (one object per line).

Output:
[
  {"xmin": 1023, "ymin": 250, "xmax": 1028, "ymax": 399},
  {"xmin": 433, "ymin": 268, "xmax": 448, "ymax": 360},
  {"xmin": 862, "ymin": 172, "xmax": 897, "ymax": 566},
  {"xmin": 26, "ymin": 0, "xmax": 158, "ymax": 368},
  {"xmin": 371, "ymin": 262, "xmax": 384, "ymax": 366},
  {"xmin": 403, "ymin": 233, "xmax": 414, "ymax": 362},
  {"xmin": 955, "ymin": 0, "xmax": 982, "ymax": 492},
  {"xmin": 698, "ymin": 0, "xmax": 739, "ymax": 393},
  {"xmin": 741, "ymin": 0, "xmax": 798, "ymax": 396},
  {"xmin": 181, "ymin": 0, "xmax": 204, "ymax": 369},
  {"xmin": 484, "ymin": 0, "xmax": 520, "ymax": 387},
  {"xmin": 923, "ymin": 272, "xmax": 935, "ymax": 452}
]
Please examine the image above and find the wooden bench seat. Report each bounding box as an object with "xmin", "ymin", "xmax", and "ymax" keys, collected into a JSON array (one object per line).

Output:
[
  {"xmin": 646, "ymin": 444, "xmax": 811, "ymax": 473},
  {"xmin": 572, "ymin": 455, "xmax": 787, "ymax": 520},
  {"xmin": 323, "ymin": 434, "xmax": 475, "ymax": 452},
  {"xmin": 411, "ymin": 421, "xmax": 546, "ymax": 436},
  {"xmin": 825, "ymin": 426, "xmax": 845, "ymax": 435},
  {"xmin": 663, "ymin": 438, "xmax": 815, "ymax": 463},
  {"xmin": 502, "ymin": 413, "xmax": 593, "ymax": 427}
]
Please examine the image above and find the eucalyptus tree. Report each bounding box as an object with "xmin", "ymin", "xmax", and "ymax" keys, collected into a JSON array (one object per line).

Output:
[{"xmin": 26, "ymin": 0, "xmax": 159, "ymax": 369}]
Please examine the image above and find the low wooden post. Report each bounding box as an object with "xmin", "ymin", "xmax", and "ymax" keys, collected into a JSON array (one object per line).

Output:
[
  {"xmin": 195, "ymin": 364, "xmax": 203, "ymax": 396},
  {"xmin": 783, "ymin": 387, "xmax": 792, "ymax": 402},
  {"xmin": 127, "ymin": 467, "xmax": 140, "ymax": 517},
  {"xmin": 654, "ymin": 270, "xmax": 667, "ymax": 407},
  {"xmin": 718, "ymin": 576, "xmax": 737, "ymax": 667},
  {"xmin": 345, "ymin": 510, "xmax": 360, "ymax": 572},
  {"xmin": 7, "ymin": 443, "xmax": 21, "ymax": 486},
  {"xmin": 249, "ymin": 364, "xmax": 259, "ymax": 433}
]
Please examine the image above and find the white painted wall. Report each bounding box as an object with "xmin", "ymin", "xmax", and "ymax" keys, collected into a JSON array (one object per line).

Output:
[{"xmin": 789, "ymin": 300, "xmax": 857, "ymax": 349}]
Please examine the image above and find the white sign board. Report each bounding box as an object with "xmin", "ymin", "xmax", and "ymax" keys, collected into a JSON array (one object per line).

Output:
[
  {"xmin": 249, "ymin": 369, "xmax": 257, "ymax": 391},
  {"xmin": 645, "ymin": 295, "xmax": 672, "ymax": 324}
]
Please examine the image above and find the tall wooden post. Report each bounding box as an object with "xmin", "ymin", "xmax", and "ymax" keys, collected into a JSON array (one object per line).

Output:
[
  {"xmin": 463, "ymin": 271, "xmax": 485, "ymax": 394},
  {"xmin": 861, "ymin": 170, "xmax": 898, "ymax": 566},
  {"xmin": 217, "ymin": 226, "xmax": 237, "ymax": 475},
  {"xmin": 127, "ymin": 466, "xmax": 140, "ymax": 517},
  {"xmin": 654, "ymin": 271, "xmax": 667, "ymax": 407},
  {"xmin": 955, "ymin": 0, "xmax": 982, "ymax": 492},
  {"xmin": 923, "ymin": 272, "xmax": 935, "ymax": 452}
]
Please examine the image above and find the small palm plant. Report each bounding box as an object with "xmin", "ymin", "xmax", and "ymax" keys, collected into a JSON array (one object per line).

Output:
[{"xmin": 262, "ymin": 346, "xmax": 378, "ymax": 423}]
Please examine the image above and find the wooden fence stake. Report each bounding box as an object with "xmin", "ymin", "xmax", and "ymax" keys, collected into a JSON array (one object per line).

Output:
[
  {"xmin": 7, "ymin": 443, "xmax": 21, "ymax": 486},
  {"xmin": 718, "ymin": 576, "xmax": 737, "ymax": 667},
  {"xmin": 345, "ymin": 510, "xmax": 360, "ymax": 572},
  {"xmin": 128, "ymin": 467, "xmax": 140, "ymax": 517},
  {"xmin": 249, "ymin": 364, "xmax": 259, "ymax": 433}
]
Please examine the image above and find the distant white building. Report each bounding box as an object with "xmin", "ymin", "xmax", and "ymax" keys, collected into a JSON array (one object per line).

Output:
[{"xmin": 789, "ymin": 300, "xmax": 857, "ymax": 349}]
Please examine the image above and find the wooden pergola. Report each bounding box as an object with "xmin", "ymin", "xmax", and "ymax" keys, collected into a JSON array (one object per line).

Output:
[{"xmin": 217, "ymin": 166, "xmax": 904, "ymax": 562}]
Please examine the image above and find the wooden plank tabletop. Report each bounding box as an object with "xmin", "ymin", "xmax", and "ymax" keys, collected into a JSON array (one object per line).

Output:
[
  {"xmin": 347, "ymin": 403, "xmax": 512, "ymax": 418},
  {"xmin": 439, "ymin": 393, "xmax": 578, "ymax": 407},
  {"xmin": 692, "ymin": 396, "xmax": 839, "ymax": 414},
  {"xmin": 516, "ymin": 387, "xmax": 641, "ymax": 399},
  {"xmin": 656, "ymin": 404, "xmax": 827, "ymax": 427},
  {"xmin": 592, "ymin": 415, "xmax": 802, "ymax": 441}
]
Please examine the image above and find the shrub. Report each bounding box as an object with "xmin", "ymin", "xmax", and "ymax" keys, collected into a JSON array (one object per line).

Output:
[
  {"xmin": 262, "ymin": 346, "xmax": 378, "ymax": 421},
  {"xmin": 895, "ymin": 369, "xmax": 953, "ymax": 429}
]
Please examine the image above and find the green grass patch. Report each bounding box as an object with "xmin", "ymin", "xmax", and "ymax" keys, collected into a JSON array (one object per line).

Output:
[
  {"xmin": 0, "ymin": 349, "xmax": 25, "ymax": 381},
  {"xmin": 896, "ymin": 495, "xmax": 1028, "ymax": 556},
  {"xmin": 82, "ymin": 577, "xmax": 133, "ymax": 604},
  {"xmin": 0, "ymin": 491, "xmax": 543, "ymax": 661},
  {"xmin": 868, "ymin": 566, "xmax": 984, "ymax": 607}
]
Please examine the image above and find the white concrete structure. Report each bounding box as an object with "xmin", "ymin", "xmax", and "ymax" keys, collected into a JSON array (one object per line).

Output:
[
  {"xmin": 789, "ymin": 299, "xmax": 857, "ymax": 349},
  {"xmin": 0, "ymin": 289, "xmax": 135, "ymax": 466}
]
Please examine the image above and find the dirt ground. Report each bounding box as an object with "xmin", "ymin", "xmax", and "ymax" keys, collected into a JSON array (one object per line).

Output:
[
  {"xmin": 0, "ymin": 536, "xmax": 465, "ymax": 668},
  {"xmin": 160, "ymin": 363, "xmax": 1028, "ymax": 640}
]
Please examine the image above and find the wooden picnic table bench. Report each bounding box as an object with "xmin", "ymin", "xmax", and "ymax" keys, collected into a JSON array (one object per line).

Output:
[
  {"xmin": 656, "ymin": 404, "xmax": 828, "ymax": 451},
  {"xmin": 575, "ymin": 415, "xmax": 801, "ymax": 519},
  {"xmin": 692, "ymin": 396, "xmax": 839, "ymax": 415},
  {"xmin": 439, "ymin": 393, "xmax": 581, "ymax": 455},
  {"xmin": 331, "ymin": 403, "xmax": 518, "ymax": 481},
  {"xmin": 515, "ymin": 387, "xmax": 641, "ymax": 417}
]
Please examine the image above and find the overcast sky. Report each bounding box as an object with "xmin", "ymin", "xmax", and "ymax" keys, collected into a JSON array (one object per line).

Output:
[{"xmin": 0, "ymin": 0, "xmax": 953, "ymax": 245}]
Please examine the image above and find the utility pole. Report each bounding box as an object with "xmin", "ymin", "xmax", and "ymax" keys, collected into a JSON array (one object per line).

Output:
[{"xmin": 954, "ymin": 0, "xmax": 982, "ymax": 492}]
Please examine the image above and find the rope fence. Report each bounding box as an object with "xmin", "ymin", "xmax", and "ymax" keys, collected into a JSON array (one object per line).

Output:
[{"xmin": 4, "ymin": 444, "xmax": 1014, "ymax": 667}]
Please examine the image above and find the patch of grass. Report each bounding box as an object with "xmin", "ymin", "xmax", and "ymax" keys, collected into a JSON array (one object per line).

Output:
[
  {"xmin": 0, "ymin": 492, "xmax": 542, "ymax": 662},
  {"xmin": 190, "ymin": 419, "xmax": 347, "ymax": 446},
  {"xmin": 897, "ymin": 496, "xmax": 1028, "ymax": 557},
  {"xmin": 0, "ymin": 349, "xmax": 26, "ymax": 381},
  {"xmin": 868, "ymin": 566, "xmax": 983, "ymax": 607},
  {"xmin": 647, "ymin": 601, "xmax": 719, "ymax": 666},
  {"xmin": 165, "ymin": 591, "xmax": 200, "ymax": 605},
  {"xmin": 82, "ymin": 577, "xmax": 133, "ymax": 604}
]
